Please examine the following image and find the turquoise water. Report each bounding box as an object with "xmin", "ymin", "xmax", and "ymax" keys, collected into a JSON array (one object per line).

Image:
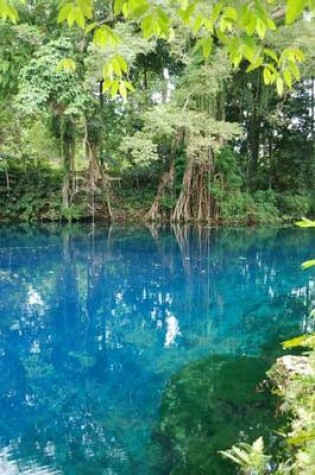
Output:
[{"xmin": 0, "ymin": 225, "xmax": 314, "ymax": 474}]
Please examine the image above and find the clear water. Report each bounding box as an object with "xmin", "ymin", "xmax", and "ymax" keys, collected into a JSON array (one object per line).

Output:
[{"xmin": 0, "ymin": 225, "xmax": 314, "ymax": 475}]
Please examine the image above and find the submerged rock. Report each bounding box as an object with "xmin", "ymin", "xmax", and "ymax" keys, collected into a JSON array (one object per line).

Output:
[
  {"xmin": 268, "ymin": 355, "xmax": 312, "ymax": 392},
  {"xmin": 150, "ymin": 355, "xmax": 280, "ymax": 475}
]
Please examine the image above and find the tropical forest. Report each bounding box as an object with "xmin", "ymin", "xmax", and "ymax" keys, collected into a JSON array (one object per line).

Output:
[{"xmin": 0, "ymin": 1, "xmax": 314, "ymax": 474}]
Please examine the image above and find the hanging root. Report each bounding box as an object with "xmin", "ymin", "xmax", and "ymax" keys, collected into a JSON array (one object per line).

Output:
[
  {"xmin": 171, "ymin": 154, "xmax": 216, "ymax": 223},
  {"xmin": 145, "ymin": 162, "xmax": 175, "ymax": 222}
]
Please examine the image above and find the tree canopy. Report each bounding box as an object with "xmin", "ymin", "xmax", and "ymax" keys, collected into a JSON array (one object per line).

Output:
[{"xmin": 0, "ymin": 0, "xmax": 314, "ymax": 97}]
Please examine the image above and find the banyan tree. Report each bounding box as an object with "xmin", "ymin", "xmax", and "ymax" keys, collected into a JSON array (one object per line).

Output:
[{"xmin": 122, "ymin": 53, "xmax": 240, "ymax": 223}]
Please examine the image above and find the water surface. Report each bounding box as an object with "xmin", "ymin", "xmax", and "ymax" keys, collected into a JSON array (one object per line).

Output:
[{"xmin": 0, "ymin": 225, "xmax": 314, "ymax": 474}]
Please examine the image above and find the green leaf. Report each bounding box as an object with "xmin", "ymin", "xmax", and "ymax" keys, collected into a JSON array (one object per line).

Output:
[
  {"xmin": 288, "ymin": 431, "xmax": 315, "ymax": 444},
  {"xmin": 264, "ymin": 63, "xmax": 278, "ymax": 84},
  {"xmin": 0, "ymin": 1, "xmax": 19, "ymax": 22},
  {"xmin": 67, "ymin": 8, "xmax": 76, "ymax": 27},
  {"xmin": 102, "ymin": 78, "xmax": 112, "ymax": 92},
  {"xmin": 201, "ymin": 38, "xmax": 213, "ymax": 59},
  {"xmin": 220, "ymin": 17, "xmax": 233, "ymax": 33},
  {"xmin": 256, "ymin": 19, "xmax": 266, "ymax": 39},
  {"xmin": 114, "ymin": 0, "xmax": 125, "ymax": 15},
  {"xmin": 112, "ymin": 58, "xmax": 122, "ymax": 76},
  {"xmin": 211, "ymin": 3, "xmax": 222, "ymax": 22},
  {"xmin": 266, "ymin": 17, "xmax": 276, "ymax": 30},
  {"xmin": 245, "ymin": 15, "xmax": 257, "ymax": 35},
  {"xmin": 243, "ymin": 43, "xmax": 255, "ymax": 62},
  {"xmin": 125, "ymin": 81, "xmax": 134, "ymax": 91},
  {"xmin": 282, "ymin": 335, "xmax": 313, "ymax": 348},
  {"xmin": 94, "ymin": 27, "xmax": 107, "ymax": 47},
  {"xmin": 285, "ymin": 0, "xmax": 305, "ymax": 25},
  {"xmin": 119, "ymin": 81, "xmax": 127, "ymax": 99},
  {"xmin": 193, "ymin": 38, "xmax": 213, "ymax": 60},
  {"xmin": 111, "ymin": 80, "xmax": 120, "ymax": 97},
  {"xmin": 283, "ymin": 70, "xmax": 292, "ymax": 88},
  {"xmin": 78, "ymin": 0, "xmax": 93, "ymax": 19},
  {"xmin": 252, "ymin": 437, "xmax": 264, "ymax": 452},
  {"xmin": 264, "ymin": 48, "xmax": 278, "ymax": 63},
  {"xmin": 178, "ymin": 4, "xmax": 196, "ymax": 24},
  {"xmin": 223, "ymin": 6, "xmax": 237, "ymax": 21},
  {"xmin": 293, "ymin": 49, "xmax": 305, "ymax": 62},
  {"xmin": 246, "ymin": 58, "xmax": 263, "ymax": 72},
  {"xmin": 263, "ymin": 67, "xmax": 272, "ymax": 85},
  {"xmin": 93, "ymin": 26, "xmax": 120, "ymax": 47},
  {"xmin": 295, "ymin": 218, "xmax": 315, "ymax": 227},
  {"xmin": 276, "ymin": 77, "xmax": 284, "ymax": 96},
  {"xmin": 85, "ymin": 22, "xmax": 97, "ymax": 34},
  {"xmin": 57, "ymin": 4, "xmax": 72, "ymax": 23},
  {"xmin": 192, "ymin": 14, "xmax": 204, "ymax": 34},
  {"xmin": 240, "ymin": 5, "xmax": 251, "ymax": 27},
  {"xmin": 75, "ymin": 8, "xmax": 85, "ymax": 29},
  {"xmin": 103, "ymin": 62, "xmax": 114, "ymax": 79},
  {"xmin": 301, "ymin": 260, "xmax": 315, "ymax": 270},
  {"xmin": 132, "ymin": 4, "xmax": 150, "ymax": 18},
  {"xmin": 116, "ymin": 55, "xmax": 128, "ymax": 73},
  {"xmin": 56, "ymin": 58, "xmax": 76, "ymax": 72},
  {"xmin": 289, "ymin": 61, "xmax": 301, "ymax": 81}
]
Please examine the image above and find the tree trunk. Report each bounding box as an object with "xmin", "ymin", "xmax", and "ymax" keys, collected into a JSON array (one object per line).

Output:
[
  {"xmin": 145, "ymin": 131, "xmax": 184, "ymax": 221},
  {"xmin": 145, "ymin": 162, "xmax": 175, "ymax": 221},
  {"xmin": 87, "ymin": 140, "xmax": 112, "ymax": 220},
  {"xmin": 171, "ymin": 148, "xmax": 215, "ymax": 223}
]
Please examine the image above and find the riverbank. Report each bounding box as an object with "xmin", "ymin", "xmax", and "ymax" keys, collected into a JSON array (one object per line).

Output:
[{"xmin": 0, "ymin": 166, "xmax": 313, "ymax": 225}]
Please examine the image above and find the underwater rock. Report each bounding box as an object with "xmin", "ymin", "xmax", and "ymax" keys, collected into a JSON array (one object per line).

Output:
[{"xmin": 151, "ymin": 355, "xmax": 280, "ymax": 475}]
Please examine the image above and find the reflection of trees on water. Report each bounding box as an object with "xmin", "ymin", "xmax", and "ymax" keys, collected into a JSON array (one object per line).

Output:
[{"xmin": 0, "ymin": 225, "xmax": 314, "ymax": 474}]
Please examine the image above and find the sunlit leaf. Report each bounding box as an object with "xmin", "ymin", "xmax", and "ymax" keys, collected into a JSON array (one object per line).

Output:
[
  {"xmin": 263, "ymin": 67, "xmax": 272, "ymax": 85},
  {"xmin": 282, "ymin": 334, "xmax": 315, "ymax": 348},
  {"xmin": 289, "ymin": 61, "xmax": 301, "ymax": 81},
  {"xmin": 56, "ymin": 58, "xmax": 76, "ymax": 72},
  {"xmin": 119, "ymin": 81, "xmax": 127, "ymax": 100},
  {"xmin": 295, "ymin": 218, "xmax": 315, "ymax": 228},
  {"xmin": 85, "ymin": 22, "xmax": 97, "ymax": 34},
  {"xmin": 256, "ymin": 19, "xmax": 266, "ymax": 39},
  {"xmin": 246, "ymin": 58, "xmax": 263, "ymax": 72},
  {"xmin": 276, "ymin": 77, "xmax": 284, "ymax": 96},
  {"xmin": 283, "ymin": 70, "xmax": 292, "ymax": 88},
  {"xmin": 285, "ymin": 0, "xmax": 305, "ymax": 24},
  {"xmin": 202, "ymin": 38, "xmax": 213, "ymax": 59},
  {"xmin": 288, "ymin": 431, "xmax": 315, "ymax": 444},
  {"xmin": 223, "ymin": 6, "xmax": 237, "ymax": 21},
  {"xmin": 301, "ymin": 260, "xmax": 315, "ymax": 270},
  {"xmin": 111, "ymin": 80, "xmax": 120, "ymax": 96},
  {"xmin": 264, "ymin": 48, "xmax": 278, "ymax": 63}
]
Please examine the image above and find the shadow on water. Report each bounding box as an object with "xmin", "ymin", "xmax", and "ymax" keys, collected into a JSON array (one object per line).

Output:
[{"xmin": 0, "ymin": 224, "xmax": 314, "ymax": 474}]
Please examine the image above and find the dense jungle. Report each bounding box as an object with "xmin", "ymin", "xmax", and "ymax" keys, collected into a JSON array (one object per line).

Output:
[{"xmin": 0, "ymin": 0, "xmax": 314, "ymax": 224}]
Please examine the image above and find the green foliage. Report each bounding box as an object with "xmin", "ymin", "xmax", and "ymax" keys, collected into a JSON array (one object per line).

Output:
[
  {"xmin": 282, "ymin": 335, "xmax": 315, "ymax": 349},
  {"xmin": 0, "ymin": 0, "xmax": 313, "ymax": 224},
  {"xmin": 0, "ymin": 165, "xmax": 62, "ymax": 222},
  {"xmin": 1, "ymin": 1, "xmax": 313, "ymax": 98},
  {"xmin": 277, "ymin": 193, "xmax": 311, "ymax": 220},
  {"xmin": 220, "ymin": 437, "xmax": 271, "ymax": 473},
  {"xmin": 16, "ymin": 37, "xmax": 90, "ymax": 116},
  {"xmin": 61, "ymin": 204, "xmax": 86, "ymax": 222}
]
